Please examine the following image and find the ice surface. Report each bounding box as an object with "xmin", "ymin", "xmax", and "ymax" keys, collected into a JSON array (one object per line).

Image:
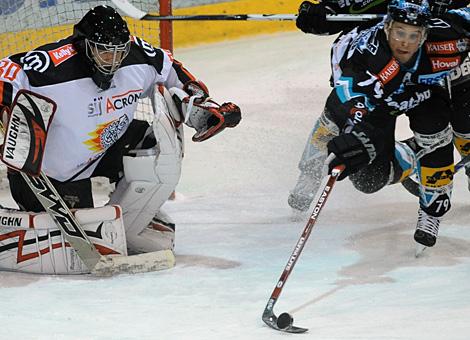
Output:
[{"xmin": 1, "ymin": 32, "xmax": 469, "ymax": 340}]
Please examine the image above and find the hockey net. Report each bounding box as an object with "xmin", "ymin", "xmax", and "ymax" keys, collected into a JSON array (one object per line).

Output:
[{"xmin": 0, "ymin": 0, "xmax": 173, "ymax": 193}]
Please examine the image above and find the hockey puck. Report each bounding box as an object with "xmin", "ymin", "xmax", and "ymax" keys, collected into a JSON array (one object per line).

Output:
[{"xmin": 276, "ymin": 312, "xmax": 293, "ymax": 329}]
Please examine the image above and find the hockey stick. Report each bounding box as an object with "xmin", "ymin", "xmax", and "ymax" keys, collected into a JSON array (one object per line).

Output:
[
  {"xmin": 262, "ymin": 164, "xmax": 345, "ymax": 333},
  {"xmin": 0, "ymin": 92, "xmax": 175, "ymax": 276},
  {"xmin": 111, "ymin": 0, "xmax": 383, "ymax": 22}
]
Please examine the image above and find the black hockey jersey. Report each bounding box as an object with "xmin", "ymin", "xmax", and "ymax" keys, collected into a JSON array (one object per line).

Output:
[{"xmin": 327, "ymin": 8, "xmax": 470, "ymax": 128}]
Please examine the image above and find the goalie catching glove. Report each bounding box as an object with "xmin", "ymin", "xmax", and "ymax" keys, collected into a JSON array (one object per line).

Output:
[
  {"xmin": 327, "ymin": 122, "xmax": 384, "ymax": 180},
  {"xmin": 171, "ymin": 81, "xmax": 241, "ymax": 142}
]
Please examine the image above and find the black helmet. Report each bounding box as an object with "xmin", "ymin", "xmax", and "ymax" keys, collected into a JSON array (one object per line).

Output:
[
  {"xmin": 73, "ymin": 5, "xmax": 131, "ymax": 89},
  {"xmin": 387, "ymin": 0, "xmax": 432, "ymax": 26}
]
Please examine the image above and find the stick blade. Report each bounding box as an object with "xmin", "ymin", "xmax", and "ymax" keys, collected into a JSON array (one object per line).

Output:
[
  {"xmin": 262, "ymin": 311, "xmax": 308, "ymax": 333},
  {"xmin": 91, "ymin": 249, "xmax": 176, "ymax": 276}
]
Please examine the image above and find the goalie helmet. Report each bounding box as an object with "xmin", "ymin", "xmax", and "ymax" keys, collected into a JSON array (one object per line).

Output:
[{"xmin": 73, "ymin": 5, "xmax": 131, "ymax": 90}]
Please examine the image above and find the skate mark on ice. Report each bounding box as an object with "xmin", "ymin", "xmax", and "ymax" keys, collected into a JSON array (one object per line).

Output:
[
  {"xmin": 340, "ymin": 222, "xmax": 470, "ymax": 284},
  {"xmin": 290, "ymin": 218, "xmax": 470, "ymax": 314},
  {"xmin": 176, "ymin": 254, "xmax": 241, "ymax": 269}
]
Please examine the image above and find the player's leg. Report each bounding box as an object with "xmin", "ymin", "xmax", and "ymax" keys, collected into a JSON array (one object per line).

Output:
[
  {"xmin": 408, "ymin": 98, "xmax": 454, "ymax": 247},
  {"xmin": 288, "ymin": 109, "xmax": 340, "ymax": 212}
]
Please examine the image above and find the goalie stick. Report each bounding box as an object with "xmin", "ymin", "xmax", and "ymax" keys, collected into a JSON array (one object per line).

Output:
[
  {"xmin": 0, "ymin": 90, "xmax": 175, "ymax": 276},
  {"xmin": 262, "ymin": 164, "xmax": 344, "ymax": 333},
  {"xmin": 111, "ymin": 0, "xmax": 383, "ymax": 22}
]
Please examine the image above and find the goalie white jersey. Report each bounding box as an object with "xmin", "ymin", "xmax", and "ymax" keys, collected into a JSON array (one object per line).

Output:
[{"xmin": 0, "ymin": 35, "xmax": 196, "ymax": 182}]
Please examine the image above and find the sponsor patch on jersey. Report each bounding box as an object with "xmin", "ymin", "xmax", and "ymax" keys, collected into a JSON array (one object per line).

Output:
[
  {"xmin": 425, "ymin": 41, "xmax": 458, "ymax": 55},
  {"xmin": 430, "ymin": 56, "xmax": 461, "ymax": 72},
  {"xmin": 84, "ymin": 115, "xmax": 129, "ymax": 153},
  {"xmin": 87, "ymin": 89, "xmax": 143, "ymax": 116},
  {"xmin": 449, "ymin": 58, "xmax": 470, "ymax": 82},
  {"xmin": 377, "ymin": 58, "xmax": 400, "ymax": 85},
  {"xmin": 421, "ymin": 165, "xmax": 454, "ymax": 188},
  {"xmin": 48, "ymin": 44, "xmax": 77, "ymax": 66},
  {"xmin": 417, "ymin": 71, "xmax": 448, "ymax": 85}
]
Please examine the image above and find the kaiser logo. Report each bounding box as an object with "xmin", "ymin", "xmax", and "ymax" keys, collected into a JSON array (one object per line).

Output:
[
  {"xmin": 430, "ymin": 56, "xmax": 461, "ymax": 72},
  {"xmin": 425, "ymin": 41, "xmax": 457, "ymax": 55},
  {"xmin": 48, "ymin": 44, "xmax": 77, "ymax": 66},
  {"xmin": 378, "ymin": 58, "xmax": 400, "ymax": 85}
]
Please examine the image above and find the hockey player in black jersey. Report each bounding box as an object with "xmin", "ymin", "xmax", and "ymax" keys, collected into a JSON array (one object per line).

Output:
[
  {"xmin": 289, "ymin": 0, "xmax": 470, "ymax": 249},
  {"xmin": 0, "ymin": 5, "xmax": 241, "ymax": 274}
]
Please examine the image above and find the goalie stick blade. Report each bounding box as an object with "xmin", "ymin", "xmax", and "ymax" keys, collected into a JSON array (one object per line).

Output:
[
  {"xmin": 262, "ymin": 310, "xmax": 308, "ymax": 333},
  {"xmin": 91, "ymin": 249, "xmax": 176, "ymax": 276}
]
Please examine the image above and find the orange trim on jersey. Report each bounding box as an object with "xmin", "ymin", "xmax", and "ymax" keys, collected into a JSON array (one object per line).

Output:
[{"xmin": 173, "ymin": 59, "xmax": 196, "ymax": 82}]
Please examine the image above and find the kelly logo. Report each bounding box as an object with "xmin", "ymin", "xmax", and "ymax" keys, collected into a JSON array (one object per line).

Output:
[{"xmin": 48, "ymin": 44, "xmax": 77, "ymax": 66}]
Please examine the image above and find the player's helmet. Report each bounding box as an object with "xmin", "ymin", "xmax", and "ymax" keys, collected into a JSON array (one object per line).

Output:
[
  {"xmin": 429, "ymin": 0, "xmax": 453, "ymax": 16},
  {"xmin": 73, "ymin": 5, "xmax": 131, "ymax": 76},
  {"xmin": 387, "ymin": 0, "xmax": 432, "ymax": 27}
]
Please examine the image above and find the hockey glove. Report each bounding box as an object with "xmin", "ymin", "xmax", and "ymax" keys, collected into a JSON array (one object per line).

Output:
[
  {"xmin": 171, "ymin": 87, "xmax": 241, "ymax": 142},
  {"xmin": 183, "ymin": 80, "xmax": 210, "ymax": 103},
  {"xmin": 189, "ymin": 101, "xmax": 241, "ymax": 142},
  {"xmin": 327, "ymin": 123, "xmax": 383, "ymax": 180},
  {"xmin": 296, "ymin": 1, "xmax": 329, "ymax": 34}
]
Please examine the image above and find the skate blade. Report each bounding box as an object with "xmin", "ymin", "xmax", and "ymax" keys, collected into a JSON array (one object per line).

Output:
[{"xmin": 415, "ymin": 244, "xmax": 427, "ymax": 258}]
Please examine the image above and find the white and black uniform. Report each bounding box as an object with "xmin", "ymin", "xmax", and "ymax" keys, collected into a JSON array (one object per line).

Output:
[{"xmin": 0, "ymin": 35, "xmax": 197, "ymax": 211}]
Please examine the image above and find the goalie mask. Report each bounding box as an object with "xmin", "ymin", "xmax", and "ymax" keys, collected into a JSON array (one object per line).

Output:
[{"xmin": 73, "ymin": 5, "xmax": 131, "ymax": 90}]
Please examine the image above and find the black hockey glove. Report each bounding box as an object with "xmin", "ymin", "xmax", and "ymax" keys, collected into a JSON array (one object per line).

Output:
[
  {"xmin": 296, "ymin": 1, "xmax": 329, "ymax": 34},
  {"xmin": 327, "ymin": 123, "xmax": 383, "ymax": 180}
]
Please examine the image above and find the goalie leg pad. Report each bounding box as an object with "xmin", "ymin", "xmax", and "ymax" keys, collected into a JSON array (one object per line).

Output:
[
  {"xmin": 109, "ymin": 102, "xmax": 182, "ymax": 253},
  {"xmin": 0, "ymin": 206, "xmax": 126, "ymax": 274},
  {"xmin": 126, "ymin": 208, "xmax": 175, "ymax": 255}
]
